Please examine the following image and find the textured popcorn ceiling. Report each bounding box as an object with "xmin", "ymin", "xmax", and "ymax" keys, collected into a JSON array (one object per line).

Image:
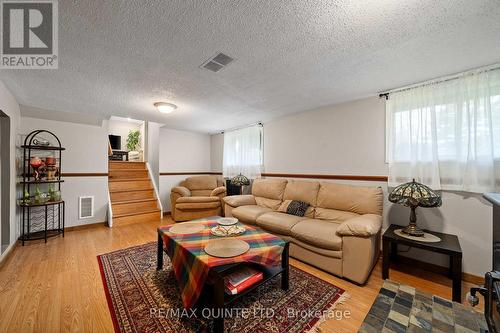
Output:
[{"xmin": 2, "ymin": 0, "xmax": 500, "ymax": 133}]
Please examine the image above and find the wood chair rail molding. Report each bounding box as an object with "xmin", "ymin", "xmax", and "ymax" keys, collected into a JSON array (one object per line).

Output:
[
  {"xmin": 62, "ymin": 173, "xmax": 108, "ymax": 177},
  {"xmin": 160, "ymin": 172, "xmax": 222, "ymax": 176},
  {"xmin": 159, "ymin": 172, "xmax": 388, "ymax": 182},
  {"xmin": 261, "ymin": 173, "xmax": 388, "ymax": 182}
]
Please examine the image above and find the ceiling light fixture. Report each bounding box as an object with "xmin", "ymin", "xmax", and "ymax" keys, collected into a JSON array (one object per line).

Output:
[{"xmin": 154, "ymin": 102, "xmax": 177, "ymax": 114}]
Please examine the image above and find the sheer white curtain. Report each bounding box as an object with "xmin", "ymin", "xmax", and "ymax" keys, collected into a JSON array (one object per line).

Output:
[
  {"xmin": 386, "ymin": 68, "xmax": 500, "ymax": 192},
  {"xmin": 223, "ymin": 125, "xmax": 263, "ymax": 179}
]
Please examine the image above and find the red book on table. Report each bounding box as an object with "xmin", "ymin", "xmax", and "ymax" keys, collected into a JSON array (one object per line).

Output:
[{"xmin": 224, "ymin": 267, "xmax": 264, "ymax": 295}]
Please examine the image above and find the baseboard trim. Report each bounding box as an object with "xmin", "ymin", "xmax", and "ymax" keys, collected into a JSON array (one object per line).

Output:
[
  {"xmin": 390, "ymin": 254, "xmax": 484, "ymax": 285},
  {"xmin": 0, "ymin": 242, "xmax": 17, "ymax": 270},
  {"xmin": 65, "ymin": 221, "xmax": 107, "ymax": 232}
]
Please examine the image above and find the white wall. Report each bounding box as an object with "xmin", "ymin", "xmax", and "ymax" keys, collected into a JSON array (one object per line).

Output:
[
  {"xmin": 264, "ymin": 97, "xmax": 387, "ymax": 175},
  {"xmin": 20, "ymin": 117, "xmax": 109, "ymax": 227},
  {"xmin": 0, "ymin": 81, "xmax": 21, "ymax": 261},
  {"xmin": 211, "ymin": 133, "xmax": 224, "ymax": 172},
  {"xmin": 159, "ymin": 128, "xmax": 211, "ymax": 211},
  {"xmin": 147, "ymin": 122, "xmax": 161, "ymax": 191},
  {"xmin": 210, "ymin": 96, "xmax": 492, "ymax": 276}
]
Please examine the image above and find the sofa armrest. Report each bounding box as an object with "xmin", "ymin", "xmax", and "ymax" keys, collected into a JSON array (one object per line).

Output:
[
  {"xmin": 171, "ymin": 186, "xmax": 191, "ymax": 197},
  {"xmin": 336, "ymin": 214, "xmax": 382, "ymax": 237},
  {"xmin": 223, "ymin": 195, "xmax": 256, "ymax": 208},
  {"xmin": 210, "ymin": 186, "xmax": 226, "ymax": 197}
]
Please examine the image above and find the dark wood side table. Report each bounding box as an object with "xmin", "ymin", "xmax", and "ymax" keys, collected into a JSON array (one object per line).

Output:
[{"xmin": 382, "ymin": 224, "xmax": 463, "ymax": 302}]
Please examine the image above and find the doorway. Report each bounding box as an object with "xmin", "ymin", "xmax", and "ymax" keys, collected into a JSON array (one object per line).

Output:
[
  {"xmin": 0, "ymin": 110, "xmax": 11, "ymax": 254},
  {"xmin": 108, "ymin": 116, "xmax": 146, "ymax": 162}
]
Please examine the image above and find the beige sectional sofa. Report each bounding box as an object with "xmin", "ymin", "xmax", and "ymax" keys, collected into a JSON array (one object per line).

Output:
[{"xmin": 223, "ymin": 178, "xmax": 383, "ymax": 284}]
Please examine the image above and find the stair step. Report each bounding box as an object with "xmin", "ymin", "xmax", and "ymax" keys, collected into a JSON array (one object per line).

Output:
[
  {"xmin": 112, "ymin": 210, "xmax": 162, "ymax": 226},
  {"xmin": 109, "ymin": 178, "xmax": 150, "ymax": 182},
  {"xmin": 110, "ymin": 189, "xmax": 155, "ymax": 202},
  {"xmin": 112, "ymin": 200, "xmax": 158, "ymax": 215},
  {"xmin": 109, "ymin": 170, "xmax": 149, "ymax": 179},
  {"xmin": 109, "ymin": 161, "xmax": 146, "ymax": 170},
  {"xmin": 114, "ymin": 208, "xmax": 160, "ymax": 218},
  {"xmin": 109, "ymin": 179, "xmax": 152, "ymax": 192},
  {"xmin": 111, "ymin": 198, "xmax": 157, "ymax": 205}
]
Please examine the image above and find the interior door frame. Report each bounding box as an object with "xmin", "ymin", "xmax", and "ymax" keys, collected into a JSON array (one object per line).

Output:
[{"xmin": 0, "ymin": 110, "xmax": 11, "ymax": 254}]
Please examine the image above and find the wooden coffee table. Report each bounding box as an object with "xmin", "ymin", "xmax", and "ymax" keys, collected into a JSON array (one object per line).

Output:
[
  {"xmin": 198, "ymin": 243, "xmax": 289, "ymax": 332},
  {"xmin": 157, "ymin": 219, "xmax": 289, "ymax": 333}
]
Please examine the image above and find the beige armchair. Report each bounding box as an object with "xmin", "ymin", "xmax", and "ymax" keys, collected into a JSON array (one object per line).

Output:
[{"xmin": 170, "ymin": 175, "xmax": 226, "ymax": 222}]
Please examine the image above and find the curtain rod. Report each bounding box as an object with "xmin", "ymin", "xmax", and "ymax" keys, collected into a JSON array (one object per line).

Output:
[
  {"xmin": 378, "ymin": 62, "xmax": 500, "ymax": 100},
  {"xmin": 220, "ymin": 122, "xmax": 263, "ymax": 134}
]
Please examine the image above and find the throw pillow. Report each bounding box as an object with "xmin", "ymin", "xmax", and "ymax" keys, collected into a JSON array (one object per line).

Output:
[{"xmin": 278, "ymin": 200, "xmax": 309, "ymax": 217}]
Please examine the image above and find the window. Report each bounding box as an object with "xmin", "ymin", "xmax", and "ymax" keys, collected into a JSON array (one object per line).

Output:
[
  {"xmin": 386, "ymin": 68, "xmax": 500, "ymax": 192},
  {"xmin": 223, "ymin": 124, "xmax": 263, "ymax": 179}
]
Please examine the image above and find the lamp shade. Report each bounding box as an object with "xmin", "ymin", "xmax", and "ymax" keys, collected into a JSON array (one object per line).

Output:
[
  {"xmin": 388, "ymin": 179, "xmax": 442, "ymax": 208},
  {"xmin": 230, "ymin": 173, "xmax": 250, "ymax": 186}
]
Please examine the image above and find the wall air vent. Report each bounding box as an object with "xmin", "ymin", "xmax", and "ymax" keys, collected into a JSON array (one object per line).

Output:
[
  {"xmin": 200, "ymin": 52, "xmax": 235, "ymax": 72},
  {"xmin": 79, "ymin": 196, "xmax": 94, "ymax": 219}
]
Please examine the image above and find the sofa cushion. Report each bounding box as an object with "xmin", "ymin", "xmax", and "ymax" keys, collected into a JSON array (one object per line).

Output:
[
  {"xmin": 256, "ymin": 212, "xmax": 307, "ymax": 235},
  {"xmin": 177, "ymin": 196, "xmax": 220, "ymax": 203},
  {"xmin": 185, "ymin": 175, "xmax": 217, "ymax": 190},
  {"xmin": 283, "ymin": 180, "xmax": 319, "ymax": 206},
  {"xmin": 232, "ymin": 205, "xmax": 273, "ymax": 224},
  {"xmin": 176, "ymin": 201, "xmax": 220, "ymax": 210},
  {"xmin": 314, "ymin": 208, "xmax": 359, "ymax": 223},
  {"xmin": 317, "ymin": 182, "xmax": 383, "ymax": 215},
  {"xmin": 191, "ymin": 189, "xmax": 213, "ymax": 197},
  {"xmin": 252, "ymin": 179, "xmax": 287, "ymax": 200},
  {"xmin": 291, "ymin": 219, "xmax": 342, "ymax": 251}
]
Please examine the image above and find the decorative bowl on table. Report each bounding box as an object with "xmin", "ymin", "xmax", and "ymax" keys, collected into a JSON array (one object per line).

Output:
[
  {"xmin": 210, "ymin": 225, "xmax": 246, "ymax": 237},
  {"xmin": 217, "ymin": 217, "xmax": 238, "ymax": 226}
]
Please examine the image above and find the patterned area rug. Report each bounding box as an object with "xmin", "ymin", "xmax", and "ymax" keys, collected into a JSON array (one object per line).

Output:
[
  {"xmin": 359, "ymin": 280, "xmax": 488, "ymax": 333},
  {"xmin": 98, "ymin": 242, "xmax": 347, "ymax": 333}
]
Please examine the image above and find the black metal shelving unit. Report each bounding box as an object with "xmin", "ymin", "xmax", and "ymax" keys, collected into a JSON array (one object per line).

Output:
[{"xmin": 19, "ymin": 130, "xmax": 65, "ymax": 245}]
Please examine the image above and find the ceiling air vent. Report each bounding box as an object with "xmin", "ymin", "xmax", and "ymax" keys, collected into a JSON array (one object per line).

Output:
[
  {"xmin": 79, "ymin": 196, "xmax": 94, "ymax": 219},
  {"xmin": 200, "ymin": 52, "xmax": 235, "ymax": 72}
]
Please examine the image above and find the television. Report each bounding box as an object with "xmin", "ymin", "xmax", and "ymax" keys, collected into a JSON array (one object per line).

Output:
[{"xmin": 109, "ymin": 135, "xmax": 121, "ymax": 150}]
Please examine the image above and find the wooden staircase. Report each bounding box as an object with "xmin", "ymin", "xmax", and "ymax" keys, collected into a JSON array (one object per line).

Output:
[{"xmin": 108, "ymin": 161, "xmax": 161, "ymax": 226}]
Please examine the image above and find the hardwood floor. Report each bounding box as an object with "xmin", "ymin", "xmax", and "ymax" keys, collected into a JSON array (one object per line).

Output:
[{"xmin": 0, "ymin": 217, "xmax": 483, "ymax": 333}]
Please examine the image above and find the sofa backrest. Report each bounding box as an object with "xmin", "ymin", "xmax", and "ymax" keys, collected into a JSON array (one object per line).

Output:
[
  {"xmin": 316, "ymin": 182, "xmax": 383, "ymax": 221},
  {"xmin": 252, "ymin": 178, "xmax": 287, "ymax": 209},
  {"xmin": 282, "ymin": 180, "xmax": 319, "ymax": 218},
  {"xmin": 251, "ymin": 178, "xmax": 383, "ymax": 222},
  {"xmin": 181, "ymin": 175, "xmax": 220, "ymax": 196}
]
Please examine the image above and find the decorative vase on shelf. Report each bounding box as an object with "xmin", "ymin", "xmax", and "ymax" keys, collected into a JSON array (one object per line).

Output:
[
  {"xmin": 22, "ymin": 190, "xmax": 30, "ymax": 204},
  {"xmin": 29, "ymin": 156, "xmax": 43, "ymax": 181},
  {"xmin": 51, "ymin": 191, "xmax": 61, "ymax": 201},
  {"xmin": 34, "ymin": 185, "xmax": 44, "ymax": 204},
  {"xmin": 45, "ymin": 156, "xmax": 56, "ymax": 166},
  {"xmin": 48, "ymin": 185, "xmax": 61, "ymax": 201},
  {"xmin": 46, "ymin": 165, "xmax": 58, "ymax": 180}
]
